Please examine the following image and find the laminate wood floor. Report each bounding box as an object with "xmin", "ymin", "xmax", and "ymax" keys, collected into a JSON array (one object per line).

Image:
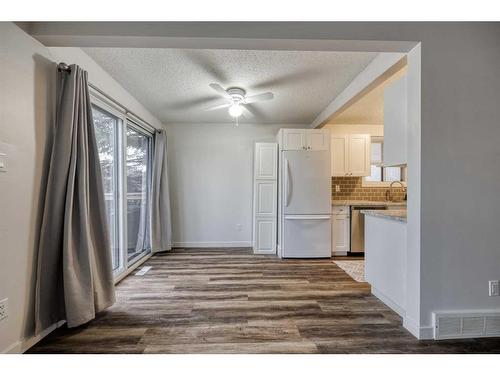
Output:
[{"xmin": 28, "ymin": 248, "xmax": 500, "ymax": 354}]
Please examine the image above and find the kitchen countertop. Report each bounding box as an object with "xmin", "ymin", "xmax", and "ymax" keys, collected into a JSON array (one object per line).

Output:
[
  {"xmin": 332, "ymin": 200, "xmax": 407, "ymax": 207},
  {"xmin": 361, "ymin": 209, "xmax": 407, "ymax": 223}
]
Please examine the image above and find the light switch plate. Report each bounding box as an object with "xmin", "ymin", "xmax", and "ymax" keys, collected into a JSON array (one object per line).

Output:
[
  {"xmin": 489, "ymin": 280, "xmax": 499, "ymax": 296},
  {"xmin": 0, "ymin": 153, "xmax": 7, "ymax": 172}
]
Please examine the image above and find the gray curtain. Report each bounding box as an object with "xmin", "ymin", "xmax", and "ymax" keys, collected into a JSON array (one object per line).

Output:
[
  {"xmin": 35, "ymin": 64, "xmax": 115, "ymax": 332},
  {"xmin": 151, "ymin": 130, "xmax": 172, "ymax": 252}
]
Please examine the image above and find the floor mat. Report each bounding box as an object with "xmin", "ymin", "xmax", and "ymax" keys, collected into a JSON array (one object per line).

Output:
[{"xmin": 333, "ymin": 260, "xmax": 365, "ymax": 282}]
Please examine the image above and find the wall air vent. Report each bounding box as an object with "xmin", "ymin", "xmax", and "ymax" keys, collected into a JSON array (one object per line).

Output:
[{"xmin": 433, "ymin": 311, "xmax": 500, "ymax": 339}]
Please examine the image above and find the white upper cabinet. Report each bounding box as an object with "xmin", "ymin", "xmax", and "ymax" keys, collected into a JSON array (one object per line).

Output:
[
  {"xmin": 331, "ymin": 135, "xmax": 348, "ymax": 176},
  {"xmin": 281, "ymin": 129, "xmax": 306, "ymax": 150},
  {"xmin": 331, "ymin": 134, "xmax": 370, "ymax": 176},
  {"xmin": 306, "ymin": 129, "xmax": 330, "ymax": 150},
  {"xmin": 347, "ymin": 134, "xmax": 371, "ymax": 176},
  {"xmin": 384, "ymin": 75, "xmax": 407, "ymax": 166},
  {"xmin": 279, "ymin": 129, "xmax": 330, "ymax": 151}
]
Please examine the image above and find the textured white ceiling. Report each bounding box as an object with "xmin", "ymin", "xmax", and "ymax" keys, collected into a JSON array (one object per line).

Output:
[{"xmin": 82, "ymin": 48, "xmax": 378, "ymax": 124}]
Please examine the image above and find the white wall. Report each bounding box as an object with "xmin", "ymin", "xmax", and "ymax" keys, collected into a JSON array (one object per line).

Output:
[
  {"xmin": 323, "ymin": 124, "xmax": 383, "ymax": 137},
  {"xmin": 0, "ymin": 23, "xmax": 162, "ymax": 353},
  {"xmin": 166, "ymin": 123, "xmax": 304, "ymax": 247}
]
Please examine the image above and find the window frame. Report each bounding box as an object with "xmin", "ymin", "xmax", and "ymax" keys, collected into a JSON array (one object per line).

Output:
[{"xmin": 362, "ymin": 136, "xmax": 407, "ymax": 187}]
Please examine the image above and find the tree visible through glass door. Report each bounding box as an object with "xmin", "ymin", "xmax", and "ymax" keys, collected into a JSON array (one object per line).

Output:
[{"xmin": 126, "ymin": 126, "xmax": 152, "ymax": 262}]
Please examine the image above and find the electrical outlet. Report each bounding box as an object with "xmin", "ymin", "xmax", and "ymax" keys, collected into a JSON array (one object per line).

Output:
[
  {"xmin": 335, "ymin": 185, "xmax": 340, "ymax": 192},
  {"xmin": 236, "ymin": 224, "xmax": 242, "ymax": 232},
  {"xmin": 0, "ymin": 298, "xmax": 8, "ymax": 321},
  {"xmin": 489, "ymin": 281, "xmax": 499, "ymax": 296}
]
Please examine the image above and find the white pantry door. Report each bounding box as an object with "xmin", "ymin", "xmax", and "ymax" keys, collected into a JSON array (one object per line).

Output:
[{"xmin": 253, "ymin": 142, "xmax": 278, "ymax": 254}]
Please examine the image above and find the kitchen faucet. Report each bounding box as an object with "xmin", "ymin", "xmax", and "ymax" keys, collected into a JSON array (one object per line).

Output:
[{"xmin": 387, "ymin": 181, "xmax": 407, "ymax": 202}]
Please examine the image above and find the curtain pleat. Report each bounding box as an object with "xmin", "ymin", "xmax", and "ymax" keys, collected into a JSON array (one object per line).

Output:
[
  {"xmin": 35, "ymin": 65, "xmax": 115, "ymax": 332},
  {"xmin": 151, "ymin": 130, "xmax": 172, "ymax": 252}
]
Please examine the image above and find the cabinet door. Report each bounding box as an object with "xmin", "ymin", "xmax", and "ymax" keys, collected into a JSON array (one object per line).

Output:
[
  {"xmin": 254, "ymin": 217, "xmax": 276, "ymax": 253},
  {"xmin": 348, "ymin": 134, "xmax": 370, "ymax": 176},
  {"xmin": 282, "ymin": 129, "xmax": 306, "ymax": 150},
  {"xmin": 384, "ymin": 75, "xmax": 407, "ymax": 165},
  {"xmin": 306, "ymin": 129, "xmax": 330, "ymax": 150},
  {"xmin": 331, "ymin": 135, "xmax": 348, "ymax": 176},
  {"xmin": 332, "ymin": 215, "xmax": 350, "ymax": 254},
  {"xmin": 254, "ymin": 181, "xmax": 277, "ymax": 216},
  {"xmin": 254, "ymin": 143, "xmax": 277, "ymax": 180}
]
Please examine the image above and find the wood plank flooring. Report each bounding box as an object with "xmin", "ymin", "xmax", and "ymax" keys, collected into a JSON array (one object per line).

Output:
[{"xmin": 28, "ymin": 248, "xmax": 500, "ymax": 354}]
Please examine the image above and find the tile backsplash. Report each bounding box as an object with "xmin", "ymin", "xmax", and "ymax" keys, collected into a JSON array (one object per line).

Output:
[{"xmin": 332, "ymin": 176, "xmax": 406, "ymax": 202}]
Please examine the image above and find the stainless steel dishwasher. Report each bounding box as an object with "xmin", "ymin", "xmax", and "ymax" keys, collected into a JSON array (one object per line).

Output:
[{"xmin": 350, "ymin": 206, "xmax": 387, "ymax": 253}]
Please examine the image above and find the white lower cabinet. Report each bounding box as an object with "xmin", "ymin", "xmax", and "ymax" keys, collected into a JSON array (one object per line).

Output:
[
  {"xmin": 254, "ymin": 218, "xmax": 276, "ymax": 253},
  {"xmin": 332, "ymin": 207, "xmax": 350, "ymax": 255}
]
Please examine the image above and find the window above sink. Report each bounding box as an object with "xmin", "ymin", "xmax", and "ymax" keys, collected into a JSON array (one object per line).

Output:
[{"xmin": 362, "ymin": 137, "xmax": 407, "ymax": 187}]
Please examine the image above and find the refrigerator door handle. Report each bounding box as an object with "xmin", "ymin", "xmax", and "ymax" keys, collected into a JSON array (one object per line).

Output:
[
  {"xmin": 285, "ymin": 215, "xmax": 331, "ymax": 220},
  {"xmin": 285, "ymin": 158, "xmax": 292, "ymax": 207}
]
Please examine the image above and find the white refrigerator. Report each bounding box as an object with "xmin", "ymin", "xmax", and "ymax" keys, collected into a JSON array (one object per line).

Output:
[{"xmin": 278, "ymin": 149, "xmax": 332, "ymax": 258}]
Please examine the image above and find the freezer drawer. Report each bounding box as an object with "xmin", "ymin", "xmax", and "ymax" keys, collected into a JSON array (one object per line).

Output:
[{"xmin": 283, "ymin": 215, "xmax": 331, "ymax": 258}]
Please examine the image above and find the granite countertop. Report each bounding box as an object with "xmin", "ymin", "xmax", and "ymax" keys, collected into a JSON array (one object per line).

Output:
[
  {"xmin": 361, "ymin": 209, "xmax": 407, "ymax": 223},
  {"xmin": 332, "ymin": 200, "xmax": 407, "ymax": 207}
]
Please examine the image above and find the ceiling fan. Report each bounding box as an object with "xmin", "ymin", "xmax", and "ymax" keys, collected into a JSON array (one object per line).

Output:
[{"xmin": 206, "ymin": 83, "xmax": 274, "ymax": 121}]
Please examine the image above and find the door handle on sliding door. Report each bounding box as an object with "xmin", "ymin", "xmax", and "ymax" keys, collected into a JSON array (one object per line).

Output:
[{"xmin": 285, "ymin": 158, "xmax": 292, "ymax": 207}]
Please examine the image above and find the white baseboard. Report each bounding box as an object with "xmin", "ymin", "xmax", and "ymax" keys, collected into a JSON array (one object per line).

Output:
[
  {"xmin": 3, "ymin": 320, "xmax": 65, "ymax": 354},
  {"xmin": 403, "ymin": 316, "xmax": 434, "ymax": 340},
  {"xmin": 371, "ymin": 287, "xmax": 405, "ymax": 318},
  {"xmin": 332, "ymin": 251, "xmax": 348, "ymax": 256},
  {"xmin": 253, "ymin": 249, "xmax": 277, "ymax": 255},
  {"xmin": 172, "ymin": 241, "xmax": 252, "ymax": 248},
  {"xmin": 371, "ymin": 287, "xmax": 434, "ymax": 340}
]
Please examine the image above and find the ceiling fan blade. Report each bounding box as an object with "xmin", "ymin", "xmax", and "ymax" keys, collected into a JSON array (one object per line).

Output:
[
  {"xmin": 166, "ymin": 95, "xmax": 220, "ymax": 110},
  {"xmin": 209, "ymin": 83, "xmax": 231, "ymax": 99},
  {"xmin": 182, "ymin": 51, "xmax": 228, "ymax": 83},
  {"xmin": 242, "ymin": 103, "xmax": 265, "ymax": 119},
  {"xmin": 205, "ymin": 102, "xmax": 231, "ymax": 111},
  {"xmin": 241, "ymin": 105, "xmax": 254, "ymax": 118},
  {"xmin": 253, "ymin": 69, "xmax": 324, "ymax": 90},
  {"xmin": 244, "ymin": 92, "xmax": 274, "ymax": 104}
]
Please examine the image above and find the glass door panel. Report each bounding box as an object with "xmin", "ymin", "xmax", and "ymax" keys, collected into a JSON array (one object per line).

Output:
[
  {"xmin": 92, "ymin": 105, "xmax": 121, "ymax": 272},
  {"xmin": 126, "ymin": 126, "xmax": 152, "ymax": 263}
]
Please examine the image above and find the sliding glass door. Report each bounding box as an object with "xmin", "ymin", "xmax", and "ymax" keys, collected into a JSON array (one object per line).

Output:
[
  {"xmin": 92, "ymin": 105, "xmax": 121, "ymax": 272},
  {"xmin": 126, "ymin": 125, "xmax": 152, "ymax": 263},
  {"xmin": 91, "ymin": 100, "xmax": 153, "ymax": 279}
]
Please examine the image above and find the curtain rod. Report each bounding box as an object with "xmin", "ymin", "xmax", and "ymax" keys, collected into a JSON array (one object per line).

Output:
[{"xmin": 57, "ymin": 62, "xmax": 158, "ymax": 133}]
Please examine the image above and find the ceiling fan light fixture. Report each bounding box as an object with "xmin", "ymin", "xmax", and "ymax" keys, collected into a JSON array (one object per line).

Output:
[{"xmin": 228, "ymin": 103, "xmax": 243, "ymax": 117}]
